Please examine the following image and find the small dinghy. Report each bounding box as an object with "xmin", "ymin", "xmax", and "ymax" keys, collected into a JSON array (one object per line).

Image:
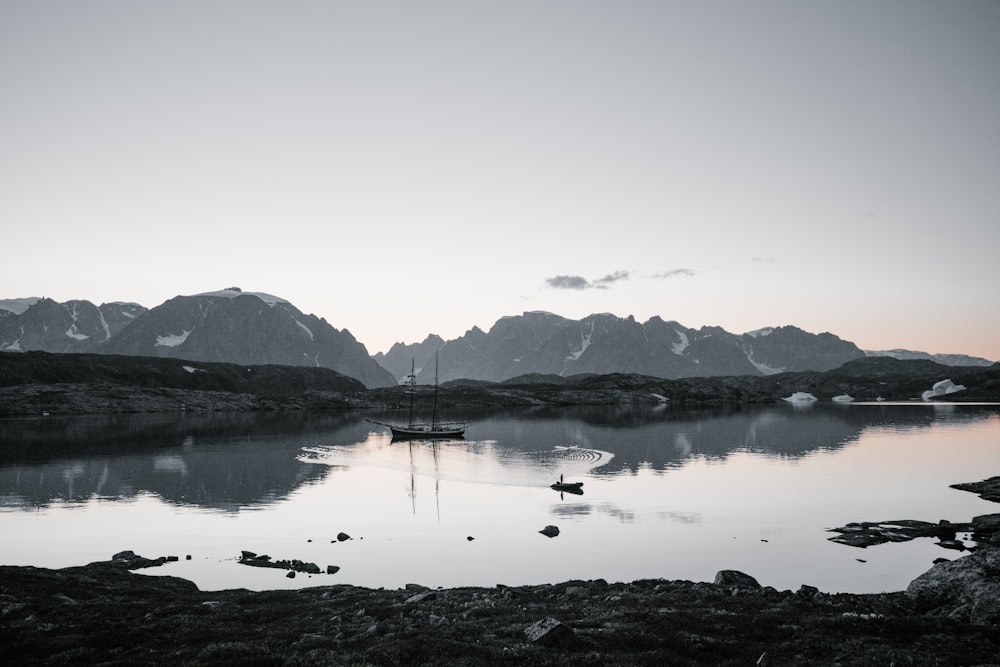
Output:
[{"xmin": 550, "ymin": 475, "xmax": 584, "ymax": 495}]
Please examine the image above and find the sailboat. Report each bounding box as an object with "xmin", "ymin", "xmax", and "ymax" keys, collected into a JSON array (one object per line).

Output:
[{"xmin": 370, "ymin": 353, "xmax": 467, "ymax": 439}]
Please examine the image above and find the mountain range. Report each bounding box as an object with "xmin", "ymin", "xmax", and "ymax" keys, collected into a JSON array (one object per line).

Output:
[
  {"xmin": 2, "ymin": 290, "xmax": 994, "ymax": 388},
  {"xmin": 0, "ymin": 289, "xmax": 395, "ymax": 388},
  {"xmin": 373, "ymin": 311, "xmax": 995, "ymax": 384}
]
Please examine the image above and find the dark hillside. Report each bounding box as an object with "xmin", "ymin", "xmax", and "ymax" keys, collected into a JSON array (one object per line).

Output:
[{"xmin": 0, "ymin": 351, "xmax": 365, "ymax": 396}]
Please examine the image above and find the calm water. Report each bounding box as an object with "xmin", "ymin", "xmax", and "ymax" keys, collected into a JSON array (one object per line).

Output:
[{"xmin": 1, "ymin": 403, "xmax": 998, "ymax": 594}]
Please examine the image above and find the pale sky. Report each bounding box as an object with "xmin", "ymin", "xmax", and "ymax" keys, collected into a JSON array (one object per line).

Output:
[{"xmin": 2, "ymin": 1, "xmax": 998, "ymax": 360}]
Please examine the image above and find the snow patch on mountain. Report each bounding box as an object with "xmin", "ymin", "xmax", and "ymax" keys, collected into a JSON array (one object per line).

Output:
[
  {"xmin": 747, "ymin": 356, "xmax": 785, "ymax": 375},
  {"xmin": 1, "ymin": 337, "xmax": 23, "ymax": 351},
  {"xmin": 296, "ymin": 320, "xmax": 314, "ymax": 341},
  {"xmin": 746, "ymin": 327, "xmax": 774, "ymax": 338},
  {"xmin": 567, "ymin": 323, "xmax": 593, "ymax": 361},
  {"xmin": 672, "ymin": 329, "xmax": 689, "ymax": 355},
  {"xmin": 156, "ymin": 330, "xmax": 192, "ymax": 347},
  {"xmin": 195, "ymin": 288, "xmax": 288, "ymax": 306},
  {"xmin": 65, "ymin": 326, "xmax": 89, "ymax": 341}
]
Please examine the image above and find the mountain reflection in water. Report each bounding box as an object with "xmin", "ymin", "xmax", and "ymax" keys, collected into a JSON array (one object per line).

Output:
[{"xmin": 1, "ymin": 404, "xmax": 997, "ymax": 593}]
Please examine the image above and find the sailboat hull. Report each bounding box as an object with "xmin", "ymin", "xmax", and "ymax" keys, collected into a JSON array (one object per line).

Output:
[{"xmin": 389, "ymin": 423, "xmax": 466, "ymax": 439}]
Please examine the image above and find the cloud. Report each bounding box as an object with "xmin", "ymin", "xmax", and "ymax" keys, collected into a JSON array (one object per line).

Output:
[
  {"xmin": 546, "ymin": 275, "xmax": 591, "ymax": 290},
  {"xmin": 652, "ymin": 268, "xmax": 695, "ymax": 279},
  {"xmin": 593, "ymin": 270, "xmax": 630, "ymax": 287},
  {"xmin": 546, "ymin": 270, "xmax": 630, "ymax": 290}
]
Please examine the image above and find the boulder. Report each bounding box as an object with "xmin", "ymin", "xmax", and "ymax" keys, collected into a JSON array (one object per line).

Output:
[
  {"xmin": 905, "ymin": 546, "xmax": 1000, "ymax": 626},
  {"xmin": 539, "ymin": 525, "xmax": 560, "ymax": 538},
  {"xmin": 971, "ymin": 513, "xmax": 1000, "ymax": 542},
  {"xmin": 713, "ymin": 570, "xmax": 761, "ymax": 589},
  {"xmin": 524, "ymin": 617, "xmax": 581, "ymax": 648}
]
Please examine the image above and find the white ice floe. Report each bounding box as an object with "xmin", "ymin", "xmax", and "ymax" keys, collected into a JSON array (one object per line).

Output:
[
  {"xmin": 921, "ymin": 379, "xmax": 966, "ymax": 401},
  {"xmin": 783, "ymin": 392, "xmax": 818, "ymax": 404},
  {"xmin": 650, "ymin": 393, "xmax": 669, "ymax": 403},
  {"xmin": 832, "ymin": 394, "xmax": 854, "ymax": 403},
  {"xmin": 157, "ymin": 330, "xmax": 192, "ymax": 347},
  {"xmin": 181, "ymin": 366, "xmax": 203, "ymax": 373}
]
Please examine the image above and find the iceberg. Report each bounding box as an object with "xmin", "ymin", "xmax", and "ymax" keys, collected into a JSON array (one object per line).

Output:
[
  {"xmin": 921, "ymin": 379, "xmax": 966, "ymax": 401},
  {"xmin": 832, "ymin": 394, "xmax": 854, "ymax": 403},
  {"xmin": 783, "ymin": 392, "xmax": 817, "ymax": 404}
]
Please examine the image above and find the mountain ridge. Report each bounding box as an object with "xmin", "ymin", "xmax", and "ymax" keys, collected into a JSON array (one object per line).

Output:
[
  {"xmin": 2, "ymin": 292, "xmax": 992, "ymax": 388},
  {"xmin": 1, "ymin": 288, "xmax": 395, "ymax": 388}
]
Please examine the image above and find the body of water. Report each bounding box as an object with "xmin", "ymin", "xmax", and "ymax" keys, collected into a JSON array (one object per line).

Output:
[{"xmin": 2, "ymin": 403, "xmax": 997, "ymax": 593}]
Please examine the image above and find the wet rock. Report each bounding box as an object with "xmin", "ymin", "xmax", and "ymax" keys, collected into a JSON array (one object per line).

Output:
[
  {"xmin": 905, "ymin": 545, "xmax": 1000, "ymax": 626},
  {"xmin": 238, "ymin": 551, "xmax": 321, "ymax": 575},
  {"xmin": 326, "ymin": 565, "xmax": 340, "ymax": 575},
  {"xmin": 713, "ymin": 570, "xmax": 760, "ymax": 589},
  {"xmin": 523, "ymin": 617, "xmax": 581, "ymax": 648},
  {"xmin": 828, "ymin": 519, "xmax": 973, "ymax": 548},
  {"xmin": 336, "ymin": 532, "xmax": 351, "ymax": 542},
  {"xmin": 937, "ymin": 539, "xmax": 966, "ymax": 551},
  {"xmin": 971, "ymin": 513, "xmax": 1000, "ymax": 542},
  {"xmin": 107, "ymin": 550, "xmax": 170, "ymax": 570},
  {"xmin": 950, "ymin": 476, "xmax": 1000, "ymax": 503},
  {"xmin": 539, "ymin": 525, "xmax": 560, "ymax": 538}
]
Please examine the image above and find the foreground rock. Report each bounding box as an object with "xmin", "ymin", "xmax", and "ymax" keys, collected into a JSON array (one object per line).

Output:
[
  {"xmin": 2, "ymin": 556, "xmax": 998, "ymax": 665},
  {"xmin": 906, "ymin": 546, "xmax": 1000, "ymax": 626}
]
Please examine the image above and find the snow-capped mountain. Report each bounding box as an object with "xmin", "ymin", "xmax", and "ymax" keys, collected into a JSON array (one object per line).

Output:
[
  {"xmin": 863, "ymin": 349, "xmax": 995, "ymax": 368},
  {"xmin": 1, "ymin": 289, "xmax": 395, "ymax": 388},
  {"xmin": 375, "ymin": 312, "xmax": 868, "ymax": 384},
  {"xmin": 0, "ymin": 298, "xmax": 145, "ymax": 353}
]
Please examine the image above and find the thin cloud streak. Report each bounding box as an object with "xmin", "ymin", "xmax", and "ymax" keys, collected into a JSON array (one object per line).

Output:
[
  {"xmin": 546, "ymin": 270, "xmax": 630, "ymax": 290},
  {"xmin": 652, "ymin": 269, "xmax": 696, "ymax": 279}
]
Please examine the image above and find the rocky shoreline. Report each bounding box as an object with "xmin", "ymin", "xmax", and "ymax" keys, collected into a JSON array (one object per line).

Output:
[
  {"xmin": 4, "ymin": 486, "xmax": 1000, "ymax": 667},
  {"xmin": 2, "ymin": 546, "xmax": 999, "ymax": 666}
]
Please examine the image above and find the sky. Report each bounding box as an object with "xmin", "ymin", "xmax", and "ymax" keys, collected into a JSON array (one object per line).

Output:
[{"xmin": 2, "ymin": 1, "xmax": 998, "ymax": 360}]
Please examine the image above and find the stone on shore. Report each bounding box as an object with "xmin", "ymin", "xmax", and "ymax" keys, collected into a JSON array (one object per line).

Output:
[
  {"xmin": 523, "ymin": 617, "xmax": 581, "ymax": 648},
  {"xmin": 713, "ymin": 570, "xmax": 761, "ymax": 589},
  {"xmin": 905, "ymin": 545, "xmax": 1000, "ymax": 626}
]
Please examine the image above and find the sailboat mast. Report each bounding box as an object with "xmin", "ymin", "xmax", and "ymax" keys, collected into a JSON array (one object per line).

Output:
[
  {"xmin": 431, "ymin": 351, "xmax": 440, "ymax": 429},
  {"xmin": 406, "ymin": 358, "xmax": 416, "ymax": 428}
]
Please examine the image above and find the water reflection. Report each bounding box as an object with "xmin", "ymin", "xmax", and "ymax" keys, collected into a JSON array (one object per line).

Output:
[
  {"xmin": 2, "ymin": 404, "xmax": 995, "ymax": 512},
  {"xmin": 0, "ymin": 412, "xmax": 366, "ymax": 511},
  {"xmin": 2, "ymin": 403, "xmax": 998, "ymax": 593}
]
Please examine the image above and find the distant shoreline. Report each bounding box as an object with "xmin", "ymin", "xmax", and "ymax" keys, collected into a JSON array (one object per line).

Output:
[{"xmin": 2, "ymin": 351, "xmax": 999, "ymax": 417}]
